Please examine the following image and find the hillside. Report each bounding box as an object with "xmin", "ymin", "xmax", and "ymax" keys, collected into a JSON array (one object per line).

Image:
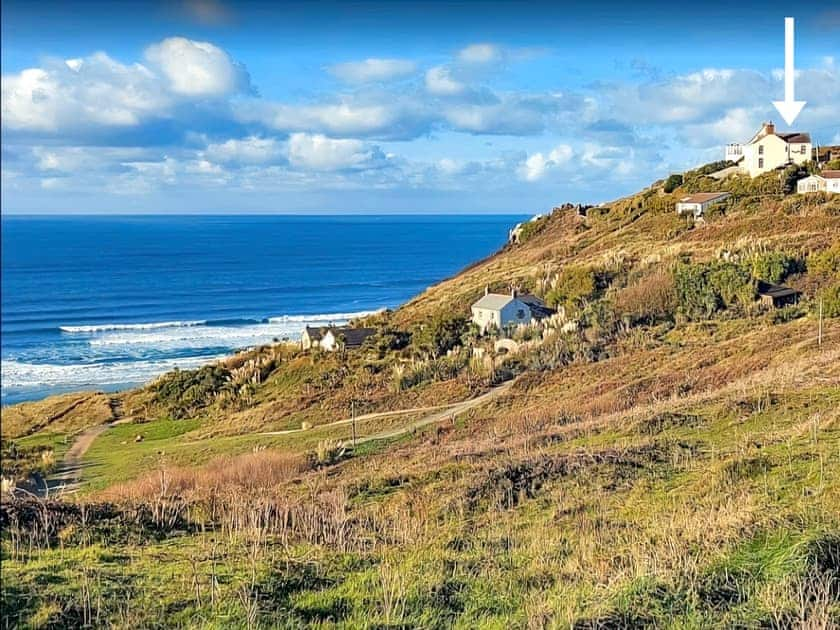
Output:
[{"xmin": 2, "ymin": 168, "xmax": 839, "ymax": 628}]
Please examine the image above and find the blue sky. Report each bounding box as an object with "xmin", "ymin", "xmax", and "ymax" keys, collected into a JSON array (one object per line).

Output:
[{"xmin": 2, "ymin": 0, "xmax": 838, "ymax": 213}]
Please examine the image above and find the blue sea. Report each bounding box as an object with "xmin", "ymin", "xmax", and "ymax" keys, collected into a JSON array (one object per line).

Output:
[{"xmin": 1, "ymin": 215, "xmax": 522, "ymax": 405}]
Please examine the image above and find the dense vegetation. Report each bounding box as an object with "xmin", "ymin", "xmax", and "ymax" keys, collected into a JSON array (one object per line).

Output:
[{"xmin": 2, "ymin": 166, "xmax": 839, "ymax": 628}]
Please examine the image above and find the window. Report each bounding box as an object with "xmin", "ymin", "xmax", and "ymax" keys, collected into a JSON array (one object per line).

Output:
[
  {"xmin": 758, "ymin": 145, "xmax": 764, "ymax": 155},
  {"xmin": 801, "ymin": 145, "xmax": 807, "ymax": 154},
  {"xmin": 758, "ymin": 158, "xmax": 764, "ymax": 169},
  {"xmin": 517, "ymin": 309, "xmax": 525, "ymax": 319}
]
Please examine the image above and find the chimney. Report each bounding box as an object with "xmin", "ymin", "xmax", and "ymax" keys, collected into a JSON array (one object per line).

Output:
[
  {"xmin": 764, "ymin": 121, "xmax": 775, "ymax": 136},
  {"xmin": 511, "ymin": 286, "xmax": 518, "ymax": 298},
  {"xmin": 484, "ymin": 285, "xmax": 490, "ymax": 296}
]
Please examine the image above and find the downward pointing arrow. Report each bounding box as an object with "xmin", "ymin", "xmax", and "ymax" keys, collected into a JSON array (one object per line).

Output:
[{"xmin": 772, "ymin": 17, "xmax": 806, "ymax": 126}]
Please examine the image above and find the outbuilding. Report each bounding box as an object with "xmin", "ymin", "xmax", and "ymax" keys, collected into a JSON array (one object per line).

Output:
[{"xmin": 675, "ymin": 192, "xmax": 731, "ymax": 218}]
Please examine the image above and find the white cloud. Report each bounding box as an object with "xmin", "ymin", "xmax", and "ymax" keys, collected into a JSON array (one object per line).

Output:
[
  {"xmin": 203, "ymin": 136, "xmax": 283, "ymax": 164},
  {"xmin": 2, "ymin": 37, "xmax": 248, "ymax": 135},
  {"xmin": 144, "ymin": 37, "xmax": 247, "ymax": 97},
  {"xmin": 517, "ymin": 145, "xmax": 573, "ymax": 181},
  {"xmin": 286, "ymin": 133, "xmax": 382, "ymax": 171},
  {"xmin": 329, "ymin": 58, "xmax": 416, "ymax": 83},
  {"xmin": 425, "ymin": 66, "xmax": 464, "ymax": 95},
  {"xmin": 457, "ymin": 43, "xmax": 501, "ymax": 64}
]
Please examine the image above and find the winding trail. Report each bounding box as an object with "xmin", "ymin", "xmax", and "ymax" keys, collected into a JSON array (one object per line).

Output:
[{"xmin": 38, "ymin": 397, "xmax": 126, "ymax": 496}]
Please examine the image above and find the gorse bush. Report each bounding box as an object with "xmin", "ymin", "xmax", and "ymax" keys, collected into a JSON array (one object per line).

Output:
[
  {"xmin": 816, "ymin": 283, "xmax": 840, "ymax": 318},
  {"xmin": 546, "ymin": 266, "xmax": 597, "ymax": 314},
  {"xmin": 809, "ymin": 243, "xmax": 840, "ymax": 279},
  {"xmin": 412, "ymin": 315, "xmax": 468, "ymax": 358},
  {"xmin": 673, "ymin": 261, "xmax": 755, "ymax": 321},
  {"xmin": 152, "ymin": 365, "xmax": 232, "ymax": 419},
  {"xmin": 750, "ymin": 251, "xmax": 801, "ymax": 284},
  {"xmin": 663, "ymin": 174, "xmax": 683, "ymax": 193}
]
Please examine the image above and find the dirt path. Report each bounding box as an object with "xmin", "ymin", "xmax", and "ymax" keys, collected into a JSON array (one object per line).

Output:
[
  {"xmin": 352, "ymin": 380, "xmax": 514, "ymax": 446},
  {"xmin": 37, "ymin": 397, "xmax": 127, "ymax": 496}
]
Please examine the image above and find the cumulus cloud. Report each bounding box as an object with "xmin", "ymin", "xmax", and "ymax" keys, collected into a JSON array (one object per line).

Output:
[
  {"xmin": 425, "ymin": 66, "xmax": 465, "ymax": 95},
  {"xmin": 329, "ymin": 58, "xmax": 416, "ymax": 83},
  {"xmin": 517, "ymin": 145, "xmax": 573, "ymax": 181},
  {"xmin": 457, "ymin": 43, "xmax": 501, "ymax": 64},
  {"xmin": 286, "ymin": 133, "xmax": 384, "ymax": 171},
  {"xmin": 203, "ymin": 136, "xmax": 284, "ymax": 164},
  {"xmin": 1, "ymin": 37, "xmax": 249, "ymax": 138},
  {"xmin": 144, "ymin": 37, "xmax": 249, "ymax": 97},
  {"xmin": 1, "ymin": 55, "xmax": 167, "ymax": 131}
]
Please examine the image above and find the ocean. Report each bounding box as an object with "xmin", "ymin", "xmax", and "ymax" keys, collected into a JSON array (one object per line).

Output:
[{"xmin": 1, "ymin": 215, "xmax": 523, "ymax": 405}]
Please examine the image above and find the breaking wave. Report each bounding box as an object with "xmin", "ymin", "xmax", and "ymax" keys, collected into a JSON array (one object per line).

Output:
[{"xmin": 59, "ymin": 320, "xmax": 207, "ymax": 333}]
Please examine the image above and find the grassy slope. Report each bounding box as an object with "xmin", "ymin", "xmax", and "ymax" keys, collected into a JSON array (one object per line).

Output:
[{"xmin": 2, "ymin": 187, "xmax": 839, "ymax": 627}]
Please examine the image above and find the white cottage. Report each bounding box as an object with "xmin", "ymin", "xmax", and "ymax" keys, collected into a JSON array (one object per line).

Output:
[
  {"xmin": 675, "ymin": 192, "xmax": 730, "ymax": 218},
  {"xmin": 471, "ymin": 289, "xmax": 534, "ymax": 334},
  {"xmin": 797, "ymin": 170, "xmax": 840, "ymax": 194}
]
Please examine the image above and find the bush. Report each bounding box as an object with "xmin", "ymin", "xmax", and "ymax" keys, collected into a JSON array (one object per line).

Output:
[
  {"xmin": 412, "ymin": 315, "xmax": 468, "ymax": 358},
  {"xmin": 546, "ymin": 266, "xmax": 597, "ymax": 314},
  {"xmin": 614, "ymin": 270, "xmax": 677, "ymax": 325},
  {"xmin": 152, "ymin": 365, "xmax": 232, "ymax": 418},
  {"xmin": 673, "ymin": 261, "xmax": 755, "ymax": 321},
  {"xmin": 663, "ymin": 174, "xmax": 683, "ymax": 193},
  {"xmin": 816, "ymin": 284, "xmax": 840, "ymax": 318},
  {"xmin": 809, "ymin": 243, "xmax": 840, "ymax": 279},
  {"xmin": 750, "ymin": 251, "xmax": 800, "ymax": 284}
]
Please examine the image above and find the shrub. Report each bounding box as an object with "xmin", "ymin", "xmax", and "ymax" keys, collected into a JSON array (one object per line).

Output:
[
  {"xmin": 614, "ymin": 270, "xmax": 677, "ymax": 325},
  {"xmin": 816, "ymin": 284, "xmax": 840, "ymax": 318},
  {"xmin": 152, "ymin": 365, "xmax": 232, "ymax": 418},
  {"xmin": 809, "ymin": 243, "xmax": 840, "ymax": 279},
  {"xmin": 673, "ymin": 261, "xmax": 755, "ymax": 320},
  {"xmin": 750, "ymin": 251, "xmax": 800, "ymax": 284},
  {"xmin": 412, "ymin": 315, "xmax": 468, "ymax": 358},
  {"xmin": 663, "ymin": 174, "xmax": 683, "ymax": 193},
  {"xmin": 546, "ymin": 266, "xmax": 597, "ymax": 313},
  {"xmin": 673, "ymin": 263, "xmax": 720, "ymax": 320}
]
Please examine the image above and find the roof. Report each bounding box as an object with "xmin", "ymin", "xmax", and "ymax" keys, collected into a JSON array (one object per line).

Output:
[
  {"xmin": 821, "ymin": 170, "xmax": 840, "ymax": 179},
  {"xmin": 304, "ymin": 326, "xmax": 325, "ymax": 341},
  {"xmin": 518, "ymin": 294, "xmax": 556, "ymax": 319},
  {"xmin": 472, "ymin": 293, "xmax": 515, "ymax": 311},
  {"xmin": 777, "ymin": 132, "xmax": 811, "ymax": 144},
  {"xmin": 326, "ymin": 326, "xmax": 376, "ymax": 348},
  {"xmin": 678, "ymin": 192, "xmax": 730, "ymax": 204},
  {"xmin": 756, "ymin": 280, "xmax": 800, "ymax": 299}
]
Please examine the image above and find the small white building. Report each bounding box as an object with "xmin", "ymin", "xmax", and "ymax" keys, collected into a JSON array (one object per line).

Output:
[
  {"xmin": 797, "ymin": 170, "xmax": 840, "ymax": 194},
  {"xmin": 725, "ymin": 122, "xmax": 812, "ymax": 177},
  {"xmin": 301, "ymin": 325, "xmax": 375, "ymax": 351},
  {"xmin": 675, "ymin": 192, "xmax": 731, "ymax": 218},
  {"xmin": 471, "ymin": 289, "xmax": 533, "ymax": 334}
]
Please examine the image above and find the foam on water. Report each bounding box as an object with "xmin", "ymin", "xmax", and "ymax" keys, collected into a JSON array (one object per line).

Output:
[{"xmin": 59, "ymin": 320, "xmax": 207, "ymax": 333}]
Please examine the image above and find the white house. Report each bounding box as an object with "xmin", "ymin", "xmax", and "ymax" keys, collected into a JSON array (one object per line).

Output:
[
  {"xmin": 471, "ymin": 288, "xmax": 554, "ymax": 334},
  {"xmin": 725, "ymin": 122, "xmax": 812, "ymax": 177},
  {"xmin": 471, "ymin": 289, "xmax": 533, "ymax": 333},
  {"xmin": 301, "ymin": 325, "xmax": 375, "ymax": 351},
  {"xmin": 797, "ymin": 170, "xmax": 840, "ymax": 194},
  {"xmin": 675, "ymin": 192, "xmax": 731, "ymax": 218}
]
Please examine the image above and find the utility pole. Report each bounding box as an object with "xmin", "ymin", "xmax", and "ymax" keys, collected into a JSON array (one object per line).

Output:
[
  {"xmin": 351, "ymin": 399, "xmax": 357, "ymax": 447},
  {"xmin": 818, "ymin": 298, "xmax": 823, "ymax": 347}
]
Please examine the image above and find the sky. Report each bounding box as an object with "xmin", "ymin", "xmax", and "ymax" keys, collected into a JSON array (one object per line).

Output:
[{"xmin": 1, "ymin": 0, "xmax": 839, "ymax": 214}]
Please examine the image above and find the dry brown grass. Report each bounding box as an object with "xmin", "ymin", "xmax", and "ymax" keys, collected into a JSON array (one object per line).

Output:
[{"xmin": 1, "ymin": 392, "xmax": 113, "ymax": 438}]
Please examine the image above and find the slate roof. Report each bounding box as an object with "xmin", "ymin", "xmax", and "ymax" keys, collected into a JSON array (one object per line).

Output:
[
  {"xmin": 472, "ymin": 293, "xmax": 516, "ymax": 311},
  {"xmin": 678, "ymin": 192, "xmax": 730, "ymax": 204},
  {"xmin": 777, "ymin": 132, "xmax": 811, "ymax": 144},
  {"xmin": 756, "ymin": 280, "xmax": 800, "ymax": 299},
  {"xmin": 518, "ymin": 294, "xmax": 556, "ymax": 319},
  {"xmin": 304, "ymin": 326, "xmax": 325, "ymax": 341},
  {"xmin": 821, "ymin": 170, "xmax": 840, "ymax": 179},
  {"xmin": 329, "ymin": 326, "xmax": 376, "ymax": 348}
]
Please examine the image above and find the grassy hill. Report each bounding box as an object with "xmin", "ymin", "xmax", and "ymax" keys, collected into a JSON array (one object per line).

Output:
[{"xmin": 2, "ymin": 170, "xmax": 839, "ymax": 628}]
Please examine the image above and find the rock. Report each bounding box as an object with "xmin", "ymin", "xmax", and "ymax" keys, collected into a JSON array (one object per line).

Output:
[{"xmin": 134, "ymin": 434, "xmax": 144, "ymax": 443}]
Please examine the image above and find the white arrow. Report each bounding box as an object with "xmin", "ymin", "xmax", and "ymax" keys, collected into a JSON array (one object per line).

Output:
[{"xmin": 772, "ymin": 17, "xmax": 806, "ymax": 126}]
